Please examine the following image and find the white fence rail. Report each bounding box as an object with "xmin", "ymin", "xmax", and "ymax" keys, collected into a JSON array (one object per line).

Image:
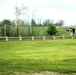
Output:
[{"xmin": 0, "ymin": 36, "xmax": 75, "ymax": 41}]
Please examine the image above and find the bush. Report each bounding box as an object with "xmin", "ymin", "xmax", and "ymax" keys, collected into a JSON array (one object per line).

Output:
[
  {"xmin": 0, "ymin": 28, "xmax": 3, "ymax": 36},
  {"xmin": 1, "ymin": 19, "xmax": 11, "ymax": 36},
  {"xmin": 10, "ymin": 27, "xmax": 31, "ymax": 37},
  {"xmin": 33, "ymin": 27, "xmax": 48, "ymax": 36},
  {"xmin": 0, "ymin": 26, "xmax": 70, "ymax": 37},
  {"xmin": 47, "ymin": 25, "xmax": 57, "ymax": 36},
  {"xmin": 56, "ymin": 28, "xmax": 70, "ymax": 36},
  {"xmin": 9, "ymin": 27, "xmax": 17, "ymax": 37}
]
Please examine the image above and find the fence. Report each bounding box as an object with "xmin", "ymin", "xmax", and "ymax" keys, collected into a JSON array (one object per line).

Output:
[{"xmin": 0, "ymin": 36, "xmax": 75, "ymax": 41}]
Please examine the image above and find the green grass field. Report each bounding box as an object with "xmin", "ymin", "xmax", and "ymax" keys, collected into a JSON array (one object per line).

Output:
[{"xmin": 0, "ymin": 40, "xmax": 76, "ymax": 74}]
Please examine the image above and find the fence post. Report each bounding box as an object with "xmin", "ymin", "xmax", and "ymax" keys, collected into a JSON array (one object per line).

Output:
[
  {"xmin": 42, "ymin": 36, "xmax": 45, "ymax": 40},
  {"xmin": 63, "ymin": 36, "xmax": 65, "ymax": 39},
  {"xmin": 53, "ymin": 36, "xmax": 56, "ymax": 40},
  {"xmin": 71, "ymin": 36, "xmax": 73, "ymax": 39},
  {"xmin": 19, "ymin": 36, "xmax": 22, "ymax": 41},
  {"xmin": 5, "ymin": 36, "xmax": 8, "ymax": 41},
  {"xmin": 31, "ymin": 36, "xmax": 34, "ymax": 40}
]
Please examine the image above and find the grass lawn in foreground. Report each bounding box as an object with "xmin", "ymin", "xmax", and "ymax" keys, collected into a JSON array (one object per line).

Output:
[{"xmin": 0, "ymin": 40, "xmax": 76, "ymax": 74}]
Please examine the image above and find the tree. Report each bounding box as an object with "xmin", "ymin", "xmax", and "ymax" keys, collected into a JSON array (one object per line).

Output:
[
  {"xmin": 31, "ymin": 19, "xmax": 37, "ymax": 35},
  {"xmin": 43, "ymin": 19, "xmax": 50, "ymax": 26},
  {"xmin": 55, "ymin": 20, "xmax": 64, "ymax": 26},
  {"xmin": 47, "ymin": 25, "xmax": 57, "ymax": 36},
  {"xmin": 43, "ymin": 19, "xmax": 53, "ymax": 26},
  {"xmin": 37, "ymin": 18, "xmax": 43, "ymax": 26},
  {"xmin": 31, "ymin": 19, "xmax": 37, "ymax": 26},
  {"xmin": 1, "ymin": 19, "xmax": 12, "ymax": 36}
]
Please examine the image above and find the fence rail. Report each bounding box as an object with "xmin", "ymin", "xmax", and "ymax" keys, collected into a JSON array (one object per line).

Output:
[{"xmin": 0, "ymin": 36, "xmax": 75, "ymax": 41}]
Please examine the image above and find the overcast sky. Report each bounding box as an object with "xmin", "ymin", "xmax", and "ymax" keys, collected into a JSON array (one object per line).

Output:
[{"xmin": 0, "ymin": 0, "xmax": 76, "ymax": 25}]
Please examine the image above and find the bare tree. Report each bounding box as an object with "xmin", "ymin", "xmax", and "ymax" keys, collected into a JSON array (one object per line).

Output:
[
  {"xmin": 55, "ymin": 20, "xmax": 64, "ymax": 26},
  {"xmin": 15, "ymin": 2, "xmax": 28, "ymax": 36}
]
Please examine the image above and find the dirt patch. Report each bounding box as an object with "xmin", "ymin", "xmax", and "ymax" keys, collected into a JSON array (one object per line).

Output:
[
  {"xmin": 13, "ymin": 71, "xmax": 76, "ymax": 75},
  {"xmin": 0, "ymin": 71, "xmax": 76, "ymax": 75}
]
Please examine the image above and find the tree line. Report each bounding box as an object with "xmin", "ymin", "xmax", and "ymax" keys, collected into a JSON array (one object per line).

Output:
[{"xmin": 0, "ymin": 19, "xmax": 65, "ymax": 37}]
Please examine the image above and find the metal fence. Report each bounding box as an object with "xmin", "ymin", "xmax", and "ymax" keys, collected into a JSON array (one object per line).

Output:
[{"xmin": 0, "ymin": 36, "xmax": 75, "ymax": 41}]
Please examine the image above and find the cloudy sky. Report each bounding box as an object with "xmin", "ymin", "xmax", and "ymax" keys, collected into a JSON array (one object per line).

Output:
[{"xmin": 0, "ymin": 0, "xmax": 76, "ymax": 25}]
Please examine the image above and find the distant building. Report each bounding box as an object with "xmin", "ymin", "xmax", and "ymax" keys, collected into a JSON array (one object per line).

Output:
[{"xmin": 57, "ymin": 26, "xmax": 76, "ymax": 36}]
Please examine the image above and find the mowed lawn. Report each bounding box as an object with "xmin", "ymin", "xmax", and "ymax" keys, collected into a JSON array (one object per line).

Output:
[{"xmin": 0, "ymin": 40, "xmax": 76, "ymax": 74}]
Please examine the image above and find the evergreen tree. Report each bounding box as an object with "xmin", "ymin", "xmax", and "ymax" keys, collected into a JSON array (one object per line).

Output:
[{"xmin": 47, "ymin": 25, "xmax": 57, "ymax": 36}]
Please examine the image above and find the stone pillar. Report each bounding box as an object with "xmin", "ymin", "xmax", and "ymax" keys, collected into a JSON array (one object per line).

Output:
[
  {"xmin": 42, "ymin": 36, "xmax": 45, "ymax": 40},
  {"xmin": 31, "ymin": 36, "xmax": 34, "ymax": 40},
  {"xmin": 71, "ymin": 36, "xmax": 73, "ymax": 39},
  {"xmin": 53, "ymin": 36, "xmax": 56, "ymax": 40},
  {"xmin": 19, "ymin": 36, "xmax": 22, "ymax": 41},
  {"xmin": 6, "ymin": 36, "xmax": 8, "ymax": 41},
  {"xmin": 63, "ymin": 36, "xmax": 65, "ymax": 39}
]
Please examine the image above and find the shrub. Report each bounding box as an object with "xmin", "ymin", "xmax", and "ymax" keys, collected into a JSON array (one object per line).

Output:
[
  {"xmin": 56, "ymin": 28, "xmax": 70, "ymax": 36},
  {"xmin": 47, "ymin": 25, "xmax": 57, "ymax": 36}
]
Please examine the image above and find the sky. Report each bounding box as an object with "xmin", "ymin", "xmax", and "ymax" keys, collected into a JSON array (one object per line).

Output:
[{"xmin": 0, "ymin": 0, "xmax": 76, "ymax": 26}]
